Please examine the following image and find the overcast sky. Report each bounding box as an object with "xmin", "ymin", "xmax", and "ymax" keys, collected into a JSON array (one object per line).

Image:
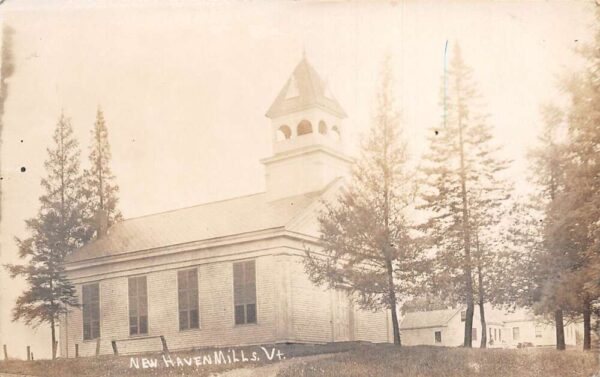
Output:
[{"xmin": 0, "ymin": 0, "xmax": 594, "ymax": 359}]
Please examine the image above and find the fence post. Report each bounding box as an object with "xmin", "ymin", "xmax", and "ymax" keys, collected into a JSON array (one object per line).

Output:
[
  {"xmin": 26, "ymin": 346, "xmax": 30, "ymax": 361},
  {"xmin": 75, "ymin": 344, "xmax": 79, "ymax": 358},
  {"xmin": 95, "ymin": 338, "xmax": 101, "ymax": 356},
  {"xmin": 3, "ymin": 344, "xmax": 7, "ymax": 360},
  {"xmin": 111, "ymin": 340, "xmax": 118, "ymax": 356},
  {"xmin": 160, "ymin": 335, "xmax": 169, "ymax": 354}
]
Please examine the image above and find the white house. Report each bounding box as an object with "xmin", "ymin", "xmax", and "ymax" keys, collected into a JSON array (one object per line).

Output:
[
  {"xmin": 400, "ymin": 308, "xmax": 485, "ymax": 348},
  {"xmin": 499, "ymin": 309, "xmax": 580, "ymax": 348},
  {"xmin": 400, "ymin": 306, "xmax": 581, "ymax": 348},
  {"xmin": 59, "ymin": 57, "xmax": 393, "ymax": 358}
]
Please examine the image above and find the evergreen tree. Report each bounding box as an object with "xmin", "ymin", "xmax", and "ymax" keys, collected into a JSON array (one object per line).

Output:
[
  {"xmin": 557, "ymin": 9, "xmax": 600, "ymax": 349},
  {"xmin": 420, "ymin": 44, "xmax": 510, "ymax": 347},
  {"xmin": 82, "ymin": 108, "xmax": 122, "ymax": 240},
  {"xmin": 304, "ymin": 56, "xmax": 422, "ymax": 346},
  {"xmin": 5, "ymin": 113, "xmax": 86, "ymax": 359},
  {"xmin": 527, "ymin": 104, "xmax": 569, "ymax": 350},
  {"xmin": 497, "ymin": 198, "xmax": 545, "ymax": 310},
  {"xmin": 467, "ymin": 124, "xmax": 512, "ymax": 348}
]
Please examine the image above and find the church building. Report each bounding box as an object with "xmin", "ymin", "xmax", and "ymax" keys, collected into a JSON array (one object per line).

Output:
[{"xmin": 60, "ymin": 57, "xmax": 393, "ymax": 357}]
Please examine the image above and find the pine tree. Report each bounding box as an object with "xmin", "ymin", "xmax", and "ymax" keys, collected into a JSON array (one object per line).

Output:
[
  {"xmin": 304, "ymin": 56, "xmax": 422, "ymax": 346},
  {"xmin": 498, "ymin": 198, "xmax": 545, "ymax": 310},
  {"xmin": 556, "ymin": 10, "xmax": 600, "ymax": 349},
  {"xmin": 419, "ymin": 43, "xmax": 510, "ymax": 347},
  {"xmin": 527, "ymin": 104, "xmax": 569, "ymax": 350},
  {"xmin": 82, "ymin": 108, "xmax": 122, "ymax": 240},
  {"xmin": 467, "ymin": 121, "xmax": 512, "ymax": 348},
  {"xmin": 5, "ymin": 113, "xmax": 86, "ymax": 359}
]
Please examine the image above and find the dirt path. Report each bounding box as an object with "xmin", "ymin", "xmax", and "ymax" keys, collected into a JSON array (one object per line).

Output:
[{"xmin": 210, "ymin": 353, "xmax": 341, "ymax": 377}]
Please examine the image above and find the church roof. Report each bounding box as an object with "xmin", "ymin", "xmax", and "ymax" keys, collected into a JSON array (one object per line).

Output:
[
  {"xmin": 266, "ymin": 57, "xmax": 347, "ymax": 119},
  {"xmin": 67, "ymin": 183, "xmax": 337, "ymax": 263}
]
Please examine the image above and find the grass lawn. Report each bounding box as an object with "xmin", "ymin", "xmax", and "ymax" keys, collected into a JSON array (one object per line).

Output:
[
  {"xmin": 277, "ymin": 344, "xmax": 600, "ymax": 377},
  {"xmin": 0, "ymin": 342, "xmax": 357, "ymax": 377},
  {"xmin": 0, "ymin": 343, "xmax": 597, "ymax": 377}
]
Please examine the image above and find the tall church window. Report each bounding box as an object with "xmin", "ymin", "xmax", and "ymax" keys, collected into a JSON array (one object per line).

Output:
[
  {"xmin": 318, "ymin": 120, "xmax": 327, "ymax": 134},
  {"xmin": 297, "ymin": 120, "xmax": 313, "ymax": 136},
  {"xmin": 276, "ymin": 125, "xmax": 292, "ymax": 141},
  {"xmin": 233, "ymin": 260, "xmax": 257, "ymax": 325},
  {"xmin": 178, "ymin": 269, "xmax": 199, "ymax": 331},
  {"xmin": 82, "ymin": 283, "xmax": 100, "ymax": 340},
  {"xmin": 128, "ymin": 276, "xmax": 148, "ymax": 335}
]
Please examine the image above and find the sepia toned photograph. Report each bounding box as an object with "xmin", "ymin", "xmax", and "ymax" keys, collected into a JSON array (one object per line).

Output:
[{"xmin": 0, "ymin": 1, "xmax": 599, "ymax": 376}]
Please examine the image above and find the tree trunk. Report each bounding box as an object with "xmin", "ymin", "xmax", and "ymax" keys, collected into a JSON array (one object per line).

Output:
[
  {"xmin": 477, "ymin": 269, "xmax": 487, "ymax": 348},
  {"xmin": 50, "ymin": 316, "xmax": 57, "ymax": 360},
  {"xmin": 555, "ymin": 309, "xmax": 565, "ymax": 350},
  {"xmin": 386, "ymin": 258, "xmax": 401, "ymax": 346},
  {"xmin": 479, "ymin": 302, "xmax": 487, "ymax": 348},
  {"xmin": 475, "ymin": 234, "xmax": 486, "ymax": 348},
  {"xmin": 583, "ymin": 300, "xmax": 591, "ymax": 350},
  {"xmin": 380, "ymin": 106, "xmax": 400, "ymax": 347},
  {"xmin": 464, "ymin": 301, "xmax": 474, "ymax": 347},
  {"xmin": 457, "ymin": 97, "xmax": 474, "ymax": 348}
]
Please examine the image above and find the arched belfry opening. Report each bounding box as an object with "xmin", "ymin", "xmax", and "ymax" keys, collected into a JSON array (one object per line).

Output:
[
  {"xmin": 331, "ymin": 126, "xmax": 341, "ymax": 141},
  {"xmin": 318, "ymin": 120, "xmax": 327, "ymax": 135},
  {"xmin": 276, "ymin": 125, "xmax": 292, "ymax": 141},
  {"xmin": 297, "ymin": 120, "xmax": 313, "ymax": 136}
]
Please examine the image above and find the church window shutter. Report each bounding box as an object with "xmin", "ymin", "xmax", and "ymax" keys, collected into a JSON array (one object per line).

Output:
[
  {"xmin": 128, "ymin": 276, "xmax": 148, "ymax": 335},
  {"xmin": 233, "ymin": 260, "xmax": 257, "ymax": 325},
  {"xmin": 82, "ymin": 283, "xmax": 100, "ymax": 340},
  {"xmin": 178, "ymin": 269, "xmax": 199, "ymax": 330}
]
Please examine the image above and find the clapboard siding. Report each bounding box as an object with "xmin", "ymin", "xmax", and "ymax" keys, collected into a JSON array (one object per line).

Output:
[
  {"xmin": 288, "ymin": 255, "xmax": 391, "ymax": 344},
  {"xmin": 354, "ymin": 305, "xmax": 391, "ymax": 343},
  {"xmin": 289, "ymin": 256, "xmax": 333, "ymax": 342},
  {"xmin": 61, "ymin": 245, "xmax": 392, "ymax": 357},
  {"xmin": 62, "ymin": 255, "xmax": 278, "ymax": 357}
]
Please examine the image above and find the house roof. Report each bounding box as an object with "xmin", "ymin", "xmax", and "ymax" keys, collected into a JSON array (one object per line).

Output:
[
  {"xmin": 266, "ymin": 57, "xmax": 347, "ymax": 119},
  {"xmin": 400, "ymin": 306, "xmax": 539, "ymax": 330},
  {"xmin": 67, "ymin": 182, "xmax": 337, "ymax": 263},
  {"xmin": 400, "ymin": 308, "xmax": 461, "ymax": 330}
]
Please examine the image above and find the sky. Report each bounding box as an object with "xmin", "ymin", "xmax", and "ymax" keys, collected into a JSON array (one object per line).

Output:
[{"xmin": 0, "ymin": 0, "xmax": 595, "ymax": 359}]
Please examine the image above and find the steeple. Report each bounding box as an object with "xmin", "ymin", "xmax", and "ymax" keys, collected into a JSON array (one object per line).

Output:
[
  {"xmin": 266, "ymin": 57, "xmax": 347, "ymax": 119},
  {"xmin": 262, "ymin": 56, "xmax": 351, "ymax": 201}
]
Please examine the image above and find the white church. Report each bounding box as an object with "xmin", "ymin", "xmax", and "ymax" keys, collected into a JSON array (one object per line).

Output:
[{"xmin": 59, "ymin": 57, "xmax": 393, "ymax": 357}]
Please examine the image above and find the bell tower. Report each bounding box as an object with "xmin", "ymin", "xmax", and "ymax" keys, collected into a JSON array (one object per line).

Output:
[{"xmin": 262, "ymin": 56, "xmax": 352, "ymax": 201}]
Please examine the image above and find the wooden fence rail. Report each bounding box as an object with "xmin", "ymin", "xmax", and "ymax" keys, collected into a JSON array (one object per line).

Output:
[{"xmin": 111, "ymin": 335, "xmax": 169, "ymax": 356}]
